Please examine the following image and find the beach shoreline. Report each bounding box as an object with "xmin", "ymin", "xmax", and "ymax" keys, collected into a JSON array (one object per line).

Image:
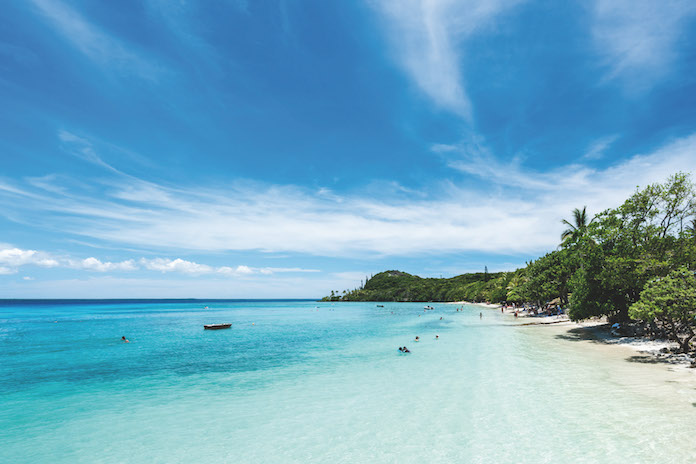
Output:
[{"xmin": 461, "ymin": 301, "xmax": 696, "ymax": 371}]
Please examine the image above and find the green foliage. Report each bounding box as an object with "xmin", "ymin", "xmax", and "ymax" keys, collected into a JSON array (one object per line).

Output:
[
  {"xmin": 334, "ymin": 270, "xmax": 514, "ymax": 303},
  {"xmin": 629, "ymin": 268, "xmax": 696, "ymax": 321},
  {"xmin": 520, "ymin": 249, "xmax": 575, "ymax": 306},
  {"xmin": 561, "ymin": 206, "xmax": 593, "ymax": 244},
  {"xmin": 629, "ymin": 267, "xmax": 696, "ymax": 352},
  {"xmin": 568, "ymin": 173, "xmax": 696, "ymax": 321}
]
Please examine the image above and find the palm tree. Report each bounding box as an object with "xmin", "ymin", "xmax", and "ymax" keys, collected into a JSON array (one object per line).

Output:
[
  {"xmin": 561, "ymin": 206, "xmax": 593, "ymax": 244},
  {"xmin": 686, "ymin": 217, "xmax": 696, "ymax": 238}
]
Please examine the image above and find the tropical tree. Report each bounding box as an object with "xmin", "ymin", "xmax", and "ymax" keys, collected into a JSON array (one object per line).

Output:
[
  {"xmin": 561, "ymin": 206, "xmax": 593, "ymax": 244},
  {"xmin": 569, "ymin": 173, "xmax": 696, "ymax": 321},
  {"xmin": 629, "ymin": 267, "xmax": 696, "ymax": 353}
]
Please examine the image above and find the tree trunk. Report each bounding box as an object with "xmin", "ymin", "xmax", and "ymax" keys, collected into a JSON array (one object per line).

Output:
[{"xmin": 677, "ymin": 328, "xmax": 695, "ymax": 353}]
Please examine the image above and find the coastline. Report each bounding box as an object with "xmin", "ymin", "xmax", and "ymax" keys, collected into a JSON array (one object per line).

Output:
[{"xmin": 464, "ymin": 301, "xmax": 696, "ymax": 370}]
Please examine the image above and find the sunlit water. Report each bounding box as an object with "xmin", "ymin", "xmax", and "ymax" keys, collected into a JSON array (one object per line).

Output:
[{"xmin": 1, "ymin": 300, "xmax": 694, "ymax": 463}]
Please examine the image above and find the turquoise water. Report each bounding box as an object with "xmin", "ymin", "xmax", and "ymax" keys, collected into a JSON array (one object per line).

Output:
[{"xmin": 1, "ymin": 300, "xmax": 695, "ymax": 463}]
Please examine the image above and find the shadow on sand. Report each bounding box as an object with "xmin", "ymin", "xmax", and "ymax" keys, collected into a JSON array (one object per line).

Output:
[
  {"xmin": 554, "ymin": 326, "xmax": 609, "ymax": 343},
  {"xmin": 625, "ymin": 355, "xmax": 663, "ymax": 364}
]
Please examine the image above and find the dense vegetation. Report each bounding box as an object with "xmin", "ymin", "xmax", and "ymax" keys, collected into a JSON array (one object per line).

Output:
[
  {"xmin": 324, "ymin": 173, "xmax": 696, "ymax": 353},
  {"xmin": 323, "ymin": 269, "xmax": 513, "ymax": 303}
]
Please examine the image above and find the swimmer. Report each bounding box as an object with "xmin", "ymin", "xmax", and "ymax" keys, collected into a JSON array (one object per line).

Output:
[
  {"xmin": 402, "ymin": 346, "xmax": 410, "ymax": 353},
  {"xmin": 415, "ymin": 336, "xmax": 420, "ymax": 342},
  {"xmin": 435, "ymin": 335, "xmax": 439, "ymax": 340},
  {"xmin": 480, "ymin": 312, "xmax": 482, "ymax": 319},
  {"xmin": 121, "ymin": 336, "xmax": 129, "ymax": 343},
  {"xmin": 398, "ymin": 346, "xmax": 403, "ymax": 352},
  {"xmin": 440, "ymin": 316, "xmax": 443, "ymax": 320}
]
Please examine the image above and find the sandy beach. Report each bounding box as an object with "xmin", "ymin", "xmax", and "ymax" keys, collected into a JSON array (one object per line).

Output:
[{"xmin": 463, "ymin": 301, "xmax": 696, "ymax": 372}]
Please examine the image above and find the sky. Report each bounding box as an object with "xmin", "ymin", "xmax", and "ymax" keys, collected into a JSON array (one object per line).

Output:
[{"xmin": 1, "ymin": 0, "xmax": 696, "ymax": 298}]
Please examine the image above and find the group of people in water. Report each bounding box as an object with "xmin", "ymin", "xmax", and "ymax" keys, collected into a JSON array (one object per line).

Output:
[
  {"xmin": 398, "ymin": 333, "xmax": 441, "ymax": 353},
  {"xmin": 397, "ymin": 303, "xmax": 497, "ymax": 355}
]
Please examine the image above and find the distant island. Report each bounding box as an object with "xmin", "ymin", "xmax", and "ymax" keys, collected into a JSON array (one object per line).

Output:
[{"xmin": 322, "ymin": 269, "xmax": 510, "ymax": 303}]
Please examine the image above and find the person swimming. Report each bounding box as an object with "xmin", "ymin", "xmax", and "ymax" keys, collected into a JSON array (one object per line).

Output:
[
  {"xmin": 415, "ymin": 336, "xmax": 420, "ymax": 342},
  {"xmin": 121, "ymin": 336, "xmax": 129, "ymax": 343},
  {"xmin": 435, "ymin": 335, "xmax": 439, "ymax": 340},
  {"xmin": 402, "ymin": 346, "xmax": 410, "ymax": 353}
]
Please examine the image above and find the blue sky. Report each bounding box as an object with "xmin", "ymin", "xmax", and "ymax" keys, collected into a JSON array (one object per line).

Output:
[{"xmin": 2, "ymin": 0, "xmax": 696, "ymax": 298}]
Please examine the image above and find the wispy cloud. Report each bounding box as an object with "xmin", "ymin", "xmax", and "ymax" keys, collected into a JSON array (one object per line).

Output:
[
  {"xmin": 372, "ymin": 0, "xmax": 522, "ymax": 118},
  {"xmin": 591, "ymin": 0, "xmax": 696, "ymax": 88},
  {"xmin": 30, "ymin": 0, "xmax": 162, "ymax": 80},
  {"xmin": 58, "ymin": 130, "xmax": 122, "ymax": 172},
  {"xmin": 581, "ymin": 134, "xmax": 619, "ymax": 160},
  {"xmin": 2, "ymin": 132, "xmax": 696, "ymax": 258}
]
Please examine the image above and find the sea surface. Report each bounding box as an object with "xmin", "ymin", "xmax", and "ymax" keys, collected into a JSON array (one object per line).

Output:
[{"xmin": 1, "ymin": 300, "xmax": 695, "ymax": 463}]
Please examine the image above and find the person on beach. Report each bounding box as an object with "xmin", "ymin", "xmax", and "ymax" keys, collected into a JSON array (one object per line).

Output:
[
  {"xmin": 480, "ymin": 312, "xmax": 482, "ymax": 319},
  {"xmin": 121, "ymin": 336, "xmax": 129, "ymax": 343}
]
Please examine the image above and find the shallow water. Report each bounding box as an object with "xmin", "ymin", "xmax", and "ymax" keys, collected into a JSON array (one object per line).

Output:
[{"xmin": 1, "ymin": 300, "xmax": 694, "ymax": 463}]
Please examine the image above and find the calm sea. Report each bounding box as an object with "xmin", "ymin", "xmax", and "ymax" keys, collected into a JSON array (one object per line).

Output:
[{"xmin": 1, "ymin": 300, "xmax": 694, "ymax": 463}]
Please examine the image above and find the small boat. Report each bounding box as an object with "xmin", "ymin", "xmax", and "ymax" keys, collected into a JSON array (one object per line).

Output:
[{"xmin": 204, "ymin": 323, "xmax": 231, "ymax": 330}]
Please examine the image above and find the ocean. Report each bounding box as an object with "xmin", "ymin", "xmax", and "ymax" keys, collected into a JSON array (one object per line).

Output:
[{"xmin": 1, "ymin": 300, "xmax": 694, "ymax": 463}]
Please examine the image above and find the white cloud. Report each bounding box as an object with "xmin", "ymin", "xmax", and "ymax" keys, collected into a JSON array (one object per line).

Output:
[
  {"xmin": 217, "ymin": 265, "xmax": 254, "ymax": 276},
  {"xmin": 0, "ymin": 248, "xmax": 59, "ymax": 270},
  {"xmin": 372, "ymin": 0, "xmax": 522, "ymax": 117},
  {"xmin": 23, "ymin": 276, "xmax": 35, "ymax": 281},
  {"xmin": 0, "ymin": 245, "xmax": 317, "ymax": 279},
  {"xmin": 2, "ymin": 134, "xmax": 696, "ymax": 259},
  {"xmin": 76, "ymin": 257, "xmax": 138, "ymax": 272},
  {"xmin": 140, "ymin": 258, "xmax": 213, "ymax": 275},
  {"xmin": 592, "ymin": 0, "xmax": 696, "ymax": 88}
]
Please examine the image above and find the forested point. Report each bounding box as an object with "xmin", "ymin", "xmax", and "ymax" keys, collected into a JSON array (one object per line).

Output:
[
  {"xmin": 324, "ymin": 173, "xmax": 696, "ymax": 354},
  {"xmin": 322, "ymin": 269, "xmax": 508, "ymax": 303}
]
